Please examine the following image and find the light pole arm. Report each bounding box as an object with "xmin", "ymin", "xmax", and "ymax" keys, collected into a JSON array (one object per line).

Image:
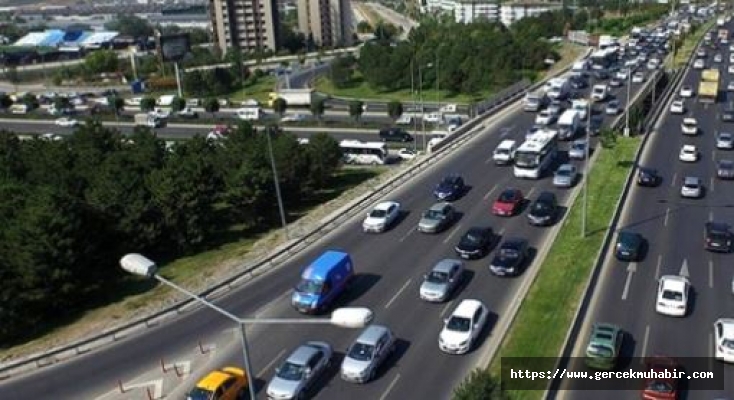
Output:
[{"xmin": 154, "ymin": 274, "xmax": 243, "ymax": 325}]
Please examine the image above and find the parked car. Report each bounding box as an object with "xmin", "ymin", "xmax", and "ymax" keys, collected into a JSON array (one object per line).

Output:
[
  {"xmin": 397, "ymin": 148, "xmax": 417, "ymax": 160},
  {"xmin": 266, "ymin": 342, "xmax": 332, "ymax": 400},
  {"xmin": 419, "ymin": 259, "xmax": 465, "ymax": 302},
  {"xmin": 717, "ymin": 132, "xmax": 734, "ymax": 149},
  {"xmin": 341, "ymin": 325, "xmax": 396, "ymax": 383}
]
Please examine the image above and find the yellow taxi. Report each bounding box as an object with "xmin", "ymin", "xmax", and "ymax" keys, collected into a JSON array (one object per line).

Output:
[{"xmin": 186, "ymin": 367, "xmax": 249, "ymax": 400}]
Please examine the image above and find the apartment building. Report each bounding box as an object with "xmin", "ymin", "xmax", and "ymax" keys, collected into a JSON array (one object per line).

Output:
[
  {"xmin": 422, "ymin": 0, "xmax": 561, "ymax": 25},
  {"xmin": 297, "ymin": 0, "xmax": 353, "ymax": 47},
  {"xmin": 209, "ymin": 0, "xmax": 279, "ymax": 54},
  {"xmin": 500, "ymin": 1, "xmax": 563, "ymax": 26}
]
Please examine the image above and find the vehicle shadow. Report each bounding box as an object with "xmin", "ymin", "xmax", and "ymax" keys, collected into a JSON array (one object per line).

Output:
[
  {"xmin": 522, "ymin": 247, "xmax": 538, "ymax": 275},
  {"xmin": 308, "ymin": 351, "xmax": 345, "ymax": 396},
  {"xmin": 377, "ymin": 338, "xmax": 411, "ymax": 379},
  {"xmin": 616, "ymin": 334, "xmax": 638, "ymax": 371},
  {"xmin": 449, "ymin": 269, "xmax": 476, "ymax": 302},
  {"xmin": 250, "ymin": 377, "xmax": 269, "ymax": 397},
  {"xmin": 389, "ymin": 210, "xmax": 411, "ymax": 231},
  {"xmin": 335, "ymin": 273, "xmax": 382, "ymax": 308}
]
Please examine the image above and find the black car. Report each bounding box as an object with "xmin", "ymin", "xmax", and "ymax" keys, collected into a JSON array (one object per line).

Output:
[
  {"xmin": 433, "ymin": 174, "xmax": 466, "ymax": 201},
  {"xmin": 570, "ymin": 76, "xmax": 588, "ymax": 89},
  {"xmin": 615, "ymin": 231, "xmax": 644, "ymax": 261},
  {"xmin": 489, "ymin": 238, "xmax": 529, "ymax": 276},
  {"xmin": 588, "ymin": 115, "xmax": 604, "ymax": 136},
  {"xmin": 593, "ymin": 70, "xmax": 610, "ymax": 80},
  {"xmin": 454, "ymin": 226, "xmax": 494, "ymax": 259},
  {"xmin": 637, "ymin": 167, "xmax": 661, "ymax": 187},
  {"xmin": 527, "ymin": 191, "xmax": 558, "ymax": 226},
  {"xmin": 722, "ymin": 106, "xmax": 734, "ymax": 122},
  {"xmin": 379, "ymin": 127, "xmax": 413, "ymax": 142},
  {"xmin": 718, "ymin": 159, "xmax": 734, "ymax": 180},
  {"xmin": 705, "ymin": 222, "xmax": 732, "ymax": 252},
  {"xmin": 608, "ymin": 78, "xmax": 623, "ymax": 88}
]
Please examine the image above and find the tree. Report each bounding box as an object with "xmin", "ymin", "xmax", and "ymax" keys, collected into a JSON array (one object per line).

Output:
[
  {"xmin": 387, "ymin": 100, "xmax": 403, "ymax": 120},
  {"xmin": 330, "ymin": 55, "xmax": 355, "ymax": 89},
  {"xmin": 5, "ymin": 65, "xmax": 19, "ymax": 91},
  {"xmin": 105, "ymin": 14, "xmax": 154, "ymax": 38},
  {"xmin": 304, "ymin": 133, "xmax": 342, "ymax": 189},
  {"xmin": 184, "ymin": 69, "xmax": 206, "ymax": 97},
  {"xmin": 453, "ymin": 370, "xmax": 506, "ymax": 400},
  {"xmin": 279, "ymin": 23, "xmax": 307, "ymax": 54},
  {"xmin": 140, "ymin": 97, "xmax": 156, "ymax": 112},
  {"xmin": 108, "ymin": 96, "xmax": 125, "ymax": 118},
  {"xmin": 272, "ymin": 97, "xmax": 287, "ymax": 118},
  {"xmin": 53, "ymin": 96, "xmax": 71, "ymax": 111},
  {"xmin": 0, "ymin": 93, "xmax": 13, "ymax": 109},
  {"xmin": 84, "ymin": 50, "xmax": 119, "ymax": 74},
  {"xmin": 171, "ymin": 97, "xmax": 186, "ymax": 113},
  {"xmin": 348, "ymin": 100, "xmax": 364, "ymax": 122},
  {"xmin": 22, "ymin": 93, "xmax": 38, "ymax": 110},
  {"xmin": 310, "ymin": 97, "xmax": 326, "ymax": 123},
  {"xmin": 357, "ymin": 21, "xmax": 373, "ymax": 33},
  {"xmin": 204, "ymin": 97, "xmax": 220, "ymax": 118}
]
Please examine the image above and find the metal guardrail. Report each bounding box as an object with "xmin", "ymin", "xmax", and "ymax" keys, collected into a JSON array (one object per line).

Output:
[
  {"xmin": 544, "ymin": 27, "xmax": 701, "ymax": 399},
  {"xmin": 0, "ymin": 47, "xmax": 590, "ymax": 381}
]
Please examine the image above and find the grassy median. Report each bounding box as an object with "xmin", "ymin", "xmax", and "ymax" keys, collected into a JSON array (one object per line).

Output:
[{"xmin": 489, "ymin": 137, "xmax": 641, "ymax": 400}]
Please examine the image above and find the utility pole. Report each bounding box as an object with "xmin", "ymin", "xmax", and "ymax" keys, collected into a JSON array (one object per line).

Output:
[{"xmin": 581, "ymin": 77, "xmax": 593, "ymax": 238}]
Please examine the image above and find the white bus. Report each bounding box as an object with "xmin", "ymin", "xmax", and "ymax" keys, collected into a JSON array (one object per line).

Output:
[
  {"xmin": 513, "ymin": 130, "xmax": 558, "ymax": 179},
  {"xmin": 340, "ymin": 140, "xmax": 389, "ymax": 165}
]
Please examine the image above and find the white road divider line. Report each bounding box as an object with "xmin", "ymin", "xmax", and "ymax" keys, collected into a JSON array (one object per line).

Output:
[
  {"xmin": 443, "ymin": 223, "xmax": 463, "ymax": 244},
  {"xmin": 709, "ymin": 259, "xmax": 714, "ymax": 288},
  {"xmin": 663, "ymin": 207, "xmax": 670, "ymax": 227},
  {"xmin": 440, "ymin": 300, "xmax": 455, "ymax": 318},
  {"xmin": 385, "ymin": 279, "xmax": 412, "ymax": 309},
  {"xmin": 670, "ymin": 172, "xmax": 677, "ymax": 187},
  {"xmin": 483, "ymin": 184, "xmax": 499, "ymax": 201},
  {"xmin": 398, "ymin": 226, "xmax": 416, "ymax": 243},
  {"xmin": 640, "ymin": 325, "xmax": 651, "ymax": 360},
  {"xmin": 655, "ymin": 254, "xmax": 662, "ymax": 280},
  {"xmin": 379, "ymin": 373, "xmax": 401, "ymax": 400},
  {"xmin": 258, "ymin": 349, "xmax": 287, "ymax": 378}
]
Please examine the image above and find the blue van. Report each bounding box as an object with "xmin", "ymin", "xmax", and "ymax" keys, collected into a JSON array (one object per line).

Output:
[{"xmin": 292, "ymin": 250, "xmax": 354, "ymax": 314}]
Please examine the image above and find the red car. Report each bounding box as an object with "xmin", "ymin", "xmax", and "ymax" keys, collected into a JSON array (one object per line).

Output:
[
  {"xmin": 641, "ymin": 356, "xmax": 679, "ymax": 400},
  {"xmin": 492, "ymin": 188, "xmax": 524, "ymax": 216}
]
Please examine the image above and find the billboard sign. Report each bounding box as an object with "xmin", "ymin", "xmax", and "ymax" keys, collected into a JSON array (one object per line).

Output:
[{"xmin": 158, "ymin": 33, "xmax": 191, "ymax": 62}]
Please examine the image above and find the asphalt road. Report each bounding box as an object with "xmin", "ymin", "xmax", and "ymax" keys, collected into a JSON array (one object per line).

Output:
[
  {"xmin": 555, "ymin": 31, "xmax": 734, "ymax": 400},
  {"xmin": 0, "ymin": 58, "xmax": 649, "ymax": 400}
]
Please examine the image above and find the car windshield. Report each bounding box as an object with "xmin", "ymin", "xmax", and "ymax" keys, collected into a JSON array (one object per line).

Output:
[
  {"xmin": 515, "ymin": 153, "xmax": 539, "ymax": 168},
  {"xmin": 684, "ymin": 121, "xmax": 696, "ymax": 127},
  {"xmin": 495, "ymin": 149, "xmax": 509, "ymax": 155},
  {"xmin": 662, "ymin": 289, "xmax": 683, "ymax": 301},
  {"xmin": 645, "ymin": 380, "xmax": 673, "ymax": 393},
  {"xmin": 572, "ymin": 143, "xmax": 586, "ymax": 150},
  {"xmin": 533, "ymin": 201, "xmax": 551, "ymax": 212},
  {"xmin": 296, "ymin": 279, "xmax": 323, "ymax": 294},
  {"xmin": 723, "ymin": 339, "xmax": 734, "ymax": 350},
  {"xmin": 427, "ymin": 270, "xmax": 449, "ymax": 283},
  {"xmin": 720, "ymin": 134, "xmax": 732, "ymax": 141},
  {"xmin": 276, "ymin": 362, "xmax": 305, "ymax": 381},
  {"xmin": 499, "ymin": 191, "xmax": 516, "ymax": 202},
  {"xmin": 557, "ymin": 168, "xmax": 572, "ymax": 177},
  {"xmin": 369, "ymin": 209, "xmax": 387, "ymax": 218},
  {"xmin": 721, "ymin": 161, "xmax": 734, "ymax": 169},
  {"xmin": 446, "ymin": 316, "xmax": 471, "ymax": 332},
  {"xmin": 425, "ymin": 209, "xmax": 444, "ymax": 220},
  {"xmin": 684, "ymin": 181, "xmax": 698, "ymax": 188},
  {"xmin": 187, "ymin": 388, "xmax": 214, "ymax": 400},
  {"xmin": 348, "ymin": 342, "xmax": 374, "ymax": 361},
  {"xmin": 587, "ymin": 344, "xmax": 614, "ymax": 358},
  {"xmin": 500, "ymin": 248, "xmax": 519, "ymax": 258}
]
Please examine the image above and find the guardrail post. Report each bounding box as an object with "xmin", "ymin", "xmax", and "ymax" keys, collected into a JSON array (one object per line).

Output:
[
  {"xmin": 147, "ymin": 387, "xmax": 154, "ymax": 400},
  {"xmin": 160, "ymin": 358, "xmax": 168, "ymax": 373},
  {"xmin": 118, "ymin": 379, "xmax": 126, "ymax": 393}
]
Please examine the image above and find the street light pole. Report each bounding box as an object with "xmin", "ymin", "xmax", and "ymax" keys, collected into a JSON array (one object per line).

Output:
[
  {"xmin": 120, "ymin": 254, "xmax": 374, "ymax": 400},
  {"xmin": 419, "ymin": 65, "xmax": 426, "ymax": 152},
  {"xmin": 411, "ymin": 59, "xmax": 417, "ymax": 152},
  {"xmin": 436, "ymin": 52, "xmax": 440, "ymax": 115},
  {"xmin": 266, "ymin": 126, "xmax": 289, "ymax": 239},
  {"xmin": 582, "ymin": 78, "xmax": 592, "ymax": 238},
  {"xmin": 624, "ymin": 69, "xmax": 632, "ymax": 136}
]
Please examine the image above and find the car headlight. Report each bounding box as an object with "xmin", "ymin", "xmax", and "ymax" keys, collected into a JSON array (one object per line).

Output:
[{"xmin": 459, "ymin": 340, "xmax": 469, "ymax": 347}]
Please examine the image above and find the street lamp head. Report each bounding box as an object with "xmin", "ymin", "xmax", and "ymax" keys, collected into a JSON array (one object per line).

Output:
[
  {"xmin": 330, "ymin": 307, "xmax": 374, "ymax": 328},
  {"xmin": 120, "ymin": 253, "xmax": 158, "ymax": 278}
]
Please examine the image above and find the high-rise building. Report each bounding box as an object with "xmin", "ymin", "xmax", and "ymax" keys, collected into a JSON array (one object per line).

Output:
[
  {"xmin": 297, "ymin": 0, "xmax": 353, "ymax": 48},
  {"xmin": 209, "ymin": 0, "xmax": 280, "ymax": 54}
]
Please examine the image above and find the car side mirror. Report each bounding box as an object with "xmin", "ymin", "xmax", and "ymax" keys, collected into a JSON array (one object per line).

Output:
[
  {"xmin": 423, "ymin": 274, "xmax": 428, "ymax": 280},
  {"xmin": 443, "ymin": 318, "xmax": 449, "ymax": 324}
]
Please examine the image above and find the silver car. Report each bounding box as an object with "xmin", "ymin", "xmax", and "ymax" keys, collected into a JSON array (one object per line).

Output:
[
  {"xmin": 569, "ymin": 139, "xmax": 588, "ymax": 160},
  {"xmin": 717, "ymin": 132, "xmax": 734, "ymax": 150},
  {"xmin": 266, "ymin": 341, "xmax": 332, "ymax": 400},
  {"xmin": 418, "ymin": 202, "xmax": 457, "ymax": 233},
  {"xmin": 341, "ymin": 325, "xmax": 396, "ymax": 383},
  {"xmin": 419, "ymin": 259, "xmax": 464, "ymax": 302},
  {"xmin": 553, "ymin": 164, "xmax": 578, "ymax": 188},
  {"xmin": 680, "ymin": 176, "xmax": 703, "ymax": 198}
]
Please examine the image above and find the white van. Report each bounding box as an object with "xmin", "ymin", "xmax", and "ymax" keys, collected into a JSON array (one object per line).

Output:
[
  {"xmin": 493, "ymin": 140, "xmax": 517, "ymax": 165},
  {"xmin": 157, "ymin": 94, "xmax": 175, "ymax": 107},
  {"xmin": 236, "ymin": 107, "xmax": 262, "ymax": 121},
  {"xmin": 591, "ymin": 84, "xmax": 608, "ymax": 102},
  {"xmin": 10, "ymin": 104, "xmax": 29, "ymax": 114}
]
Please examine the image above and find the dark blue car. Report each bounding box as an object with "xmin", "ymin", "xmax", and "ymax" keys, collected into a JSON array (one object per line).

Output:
[{"xmin": 433, "ymin": 175, "xmax": 466, "ymax": 201}]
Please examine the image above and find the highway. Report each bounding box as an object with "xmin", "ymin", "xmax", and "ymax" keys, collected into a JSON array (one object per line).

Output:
[
  {"xmin": 366, "ymin": 2, "xmax": 419, "ymax": 40},
  {"xmin": 0, "ymin": 51, "xmax": 650, "ymax": 400},
  {"xmin": 555, "ymin": 25, "xmax": 734, "ymax": 400}
]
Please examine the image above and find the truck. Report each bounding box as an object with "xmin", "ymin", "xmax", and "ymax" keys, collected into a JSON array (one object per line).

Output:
[
  {"xmin": 157, "ymin": 94, "xmax": 175, "ymax": 107},
  {"xmin": 557, "ymin": 109, "xmax": 580, "ymax": 141},
  {"xmin": 267, "ymin": 89, "xmax": 316, "ymax": 107},
  {"xmin": 134, "ymin": 113, "xmax": 165, "ymax": 128},
  {"xmin": 523, "ymin": 90, "xmax": 546, "ymax": 112},
  {"xmin": 699, "ymin": 69, "xmax": 720, "ymax": 103},
  {"xmin": 546, "ymin": 77, "xmax": 569, "ymax": 100},
  {"xmin": 291, "ymin": 250, "xmax": 354, "ymax": 314}
]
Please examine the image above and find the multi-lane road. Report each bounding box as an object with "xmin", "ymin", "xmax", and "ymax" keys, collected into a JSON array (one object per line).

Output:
[
  {"xmin": 0, "ymin": 49, "xmax": 656, "ymax": 400},
  {"xmin": 556, "ymin": 25, "xmax": 734, "ymax": 400}
]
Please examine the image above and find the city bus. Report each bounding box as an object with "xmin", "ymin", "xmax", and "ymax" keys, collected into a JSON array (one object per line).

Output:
[
  {"xmin": 513, "ymin": 130, "xmax": 558, "ymax": 179},
  {"xmin": 339, "ymin": 140, "xmax": 390, "ymax": 165}
]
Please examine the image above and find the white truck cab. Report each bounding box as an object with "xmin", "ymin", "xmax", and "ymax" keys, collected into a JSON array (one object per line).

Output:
[{"xmin": 493, "ymin": 140, "xmax": 517, "ymax": 165}]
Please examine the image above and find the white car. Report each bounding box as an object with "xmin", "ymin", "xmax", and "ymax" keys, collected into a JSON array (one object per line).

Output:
[
  {"xmin": 656, "ymin": 275, "xmax": 690, "ymax": 316},
  {"xmin": 397, "ymin": 148, "xmax": 417, "ymax": 160},
  {"xmin": 693, "ymin": 59, "xmax": 705, "ymax": 69},
  {"xmin": 535, "ymin": 109, "xmax": 556, "ymax": 125},
  {"xmin": 679, "ymin": 86, "xmax": 694, "ymax": 98},
  {"xmin": 423, "ymin": 112, "xmax": 443, "ymax": 123},
  {"xmin": 728, "ymin": 64, "xmax": 734, "ymax": 75},
  {"xmin": 632, "ymin": 72, "xmax": 645, "ymax": 83},
  {"xmin": 362, "ymin": 201, "xmax": 401, "ymax": 233},
  {"xmin": 149, "ymin": 109, "xmax": 170, "ymax": 119},
  {"xmin": 571, "ymin": 100, "xmax": 588, "ymax": 120},
  {"xmin": 615, "ymin": 69, "xmax": 630, "ymax": 80},
  {"xmin": 40, "ymin": 133, "xmax": 63, "ymax": 141},
  {"xmin": 714, "ymin": 318, "xmax": 734, "ymax": 363},
  {"xmin": 54, "ymin": 117, "xmax": 79, "ymax": 127},
  {"xmin": 714, "ymin": 53, "xmax": 723, "ymax": 63},
  {"xmin": 679, "ymin": 144, "xmax": 699, "ymax": 162},
  {"xmin": 396, "ymin": 115, "xmax": 414, "ymax": 125},
  {"xmin": 680, "ymin": 176, "xmax": 703, "ymax": 198},
  {"xmin": 728, "ymin": 81, "xmax": 734, "ymax": 92},
  {"xmin": 438, "ymin": 299, "xmax": 489, "ymax": 355},
  {"xmin": 717, "ymin": 132, "xmax": 734, "ymax": 149},
  {"xmin": 591, "ymin": 84, "xmax": 608, "ymax": 102},
  {"xmin": 280, "ymin": 113, "xmax": 308, "ymax": 122},
  {"xmin": 681, "ymin": 118, "xmax": 698, "ymax": 135},
  {"xmin": 670, "ymin": 100, "xmax": 685, "ymax": 114}
]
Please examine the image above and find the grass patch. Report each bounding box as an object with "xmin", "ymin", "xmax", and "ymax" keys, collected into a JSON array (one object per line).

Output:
[
  {"xmin": 228, "ymin": 76, "xmax": 278, "ymax": 103},
  {"xmin": 674, "ymin": 20, "xmax": 716, "ymax": 68},
  {"xmin": 488, "ymin": 137, "xmax": 641, "ymax": 400}
]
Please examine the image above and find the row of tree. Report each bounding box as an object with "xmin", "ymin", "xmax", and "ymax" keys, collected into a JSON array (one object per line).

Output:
[{"xmin": 0, "ymin": 122, "xmax": 343, "ymax": 342}]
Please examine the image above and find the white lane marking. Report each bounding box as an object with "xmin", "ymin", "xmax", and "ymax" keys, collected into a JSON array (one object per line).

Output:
[
  {"xmin": 258, "ymin": 349, "xmax": 286, "ymax": 378},
  {"xmin": 709, "ymin": 333, "xmax": 715, "ymax": 369},
  {"xmin": 498, "ymin": 227, "xmax": 506, "ymax": 236},
  {"xmin": 483, "ymin": 184, "xmax": 499, "ymax": 201},
  {"xmin": 655, "ymin": 254, "xmax": 662, "ymax": 280},
  {"xmin": 399, "ymin": 226, "xmax": 416, "ymax": 242},
  {"xmin": 663, "ymin": 207, "xmax": 670, "ymax": 227},
  {"xmin": 709, "ymin": 259, "xmax": 714, "ymax": 288},
  {"xmin": 640, "ymin": 325, "xmax": 651, "ymax": 360},
  {"xmin": 670, "ymin": 172, "xmax": 677, "ymax": 187},
  {"xmin": 526, "ymin": 187, "xmax": 536, "ymax": 199},
  {"xmin": 709, "ymin": 211, "xmax": 714, "ymax": 222},
  {"xmin": 379, "ymin": 373, "xmax": 401, "ymax": 400},
  {"xmin": 440, "ymin": 299, "xmax": 455, "ymax": 318},
  {"xmin": 621, "ymin": 262, "xmax": 637, "ymax": 301},
  {"xmin": 443, "ymin": 223, "xmax": 463, "ymax": 244},
  {"xmin": 710, "ymin": 177, "xmax": 715, "ymax": 193},
  {"xmin": 385, "ymin": 279, "xmax": 412, "ymax": 309}
]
